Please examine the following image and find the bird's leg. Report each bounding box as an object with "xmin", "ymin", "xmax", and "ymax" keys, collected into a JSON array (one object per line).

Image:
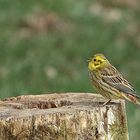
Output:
[{"xmin": 103, "ymin": 99, "xmax": 111, "ymax": 106}]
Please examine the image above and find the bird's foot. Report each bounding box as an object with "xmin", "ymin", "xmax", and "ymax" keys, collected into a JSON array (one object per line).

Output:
[{"xmin": 103, "ymin": 99, "xmax": 111, "ymax": 106}]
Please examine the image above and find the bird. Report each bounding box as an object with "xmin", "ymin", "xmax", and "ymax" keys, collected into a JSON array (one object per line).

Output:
[{"xmin": 88, "ymin": 53, "xmax": 140, "ymax": 105}]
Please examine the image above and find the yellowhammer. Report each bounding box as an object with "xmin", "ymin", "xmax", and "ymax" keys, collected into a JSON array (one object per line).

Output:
[{"xmin": 88, "ymin": 53, "xmax": 140, "ymax": 105}]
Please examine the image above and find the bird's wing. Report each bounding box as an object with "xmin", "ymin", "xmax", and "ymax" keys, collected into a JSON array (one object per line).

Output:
[{"xmin": 100, "ymin": 66, "xmax": 138, "ymax": 96}]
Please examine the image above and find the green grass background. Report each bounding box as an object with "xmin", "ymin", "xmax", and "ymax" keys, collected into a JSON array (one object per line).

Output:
[{"xmin": 0, "ymin": 0, "xmax": 140, "ymax": 139}]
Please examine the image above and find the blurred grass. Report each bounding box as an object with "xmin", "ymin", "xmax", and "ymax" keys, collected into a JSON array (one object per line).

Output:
[{"xmin": 0, "ymin": 0, "xmax": 140, "ymax": 139}]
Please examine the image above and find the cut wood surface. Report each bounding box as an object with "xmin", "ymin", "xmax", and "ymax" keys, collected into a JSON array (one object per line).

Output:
[{"xmin": 0, "ymin": 93, "xmax": 129, "ymax": 140}]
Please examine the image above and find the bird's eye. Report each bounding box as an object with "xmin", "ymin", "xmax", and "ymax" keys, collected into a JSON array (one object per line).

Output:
[{"xmin": 94, "ymin": 59, "xmax": 96, "ymax": 61}]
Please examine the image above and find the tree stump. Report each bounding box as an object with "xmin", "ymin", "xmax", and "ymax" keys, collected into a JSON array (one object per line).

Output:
[{"xmin": 0, "ymin": 93, "xmax": 129, "ymax": 140}]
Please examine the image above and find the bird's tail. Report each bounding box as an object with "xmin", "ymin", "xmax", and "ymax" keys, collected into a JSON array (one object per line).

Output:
[{"xmin": 123, "ymin": 93, "xmax": 140, "ymax": 106}]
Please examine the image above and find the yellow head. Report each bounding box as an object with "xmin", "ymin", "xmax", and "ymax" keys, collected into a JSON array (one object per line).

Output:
[{"xmin": 88, "ymin": 53, "xmax": 110, "ymax": 71}]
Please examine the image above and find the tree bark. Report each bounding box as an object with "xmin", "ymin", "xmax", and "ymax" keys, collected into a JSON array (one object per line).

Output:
[{"xmin": 0, "ymin": 93, "xmax": 129, "ymax": 140}]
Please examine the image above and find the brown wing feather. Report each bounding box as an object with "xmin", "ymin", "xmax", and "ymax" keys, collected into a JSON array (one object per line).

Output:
[{"xmin": 100, "ymin": 65, "xmax": 138, "ymax": 97}]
